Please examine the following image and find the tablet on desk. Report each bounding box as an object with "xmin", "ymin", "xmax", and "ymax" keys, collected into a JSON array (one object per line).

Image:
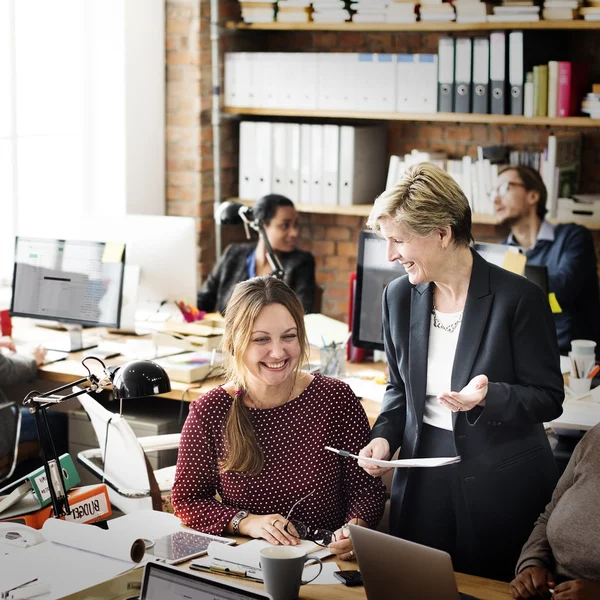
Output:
[{"xmin": 147, "ymin": 530, "xmax": 236, "ymax": 565}]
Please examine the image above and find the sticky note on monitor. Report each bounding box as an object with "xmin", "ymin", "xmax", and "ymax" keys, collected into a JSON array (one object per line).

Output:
[
  {"xmin": 102, "ymin": 242, "xmax": 125, "ymax": 263},
  {"xmin": 502, "ymin": 251, "xmax": 526, "ymax": 275}
]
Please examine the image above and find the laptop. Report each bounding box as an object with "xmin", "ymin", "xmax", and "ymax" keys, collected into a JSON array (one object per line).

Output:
[
  {"xmin": 140, "ymin": 562, "xmax": 270, "ymax": 600},
  {"xmin": 350, "ymin": 525, "xmax": 479, "ymax": 600}
]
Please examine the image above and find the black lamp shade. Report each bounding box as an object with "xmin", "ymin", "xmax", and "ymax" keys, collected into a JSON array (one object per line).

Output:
[
  {"xmin": 111, "ymin": 360, "xmax": 171, "ymax": 399},
  {"xmin": 217, "ymin": 201, "xmax": 251, "ymax": 225}
]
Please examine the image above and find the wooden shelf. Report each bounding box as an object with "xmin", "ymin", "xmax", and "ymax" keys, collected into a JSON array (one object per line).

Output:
[
  {"xmin": 234, "ymin": 198, "xmax": 500, "ymax": 224},
  {"xmin": 223, "ymin": 107, "xmax": 600, "ymax": 128},
  {"xmin": 234, "ymin": 198, "xmax": 600, "ymax": 229},
  {"xmin": 226, "ymin": 20, "xmax": 600, "ymax": 32}
]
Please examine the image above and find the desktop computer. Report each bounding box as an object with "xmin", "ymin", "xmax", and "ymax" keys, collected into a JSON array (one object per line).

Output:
[
  {"xmin": 17, "ymin": 215, "xmax": 198, "ymax": 329},
  {"xmin": 10, "ymin": 236, "xmax": 126, "ymax": 351},
  {"xmin": 351, "ymin": 235, "xmax": 549, "ymax": 353}
]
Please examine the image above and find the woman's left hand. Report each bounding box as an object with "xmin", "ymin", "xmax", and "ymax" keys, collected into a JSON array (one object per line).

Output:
[
  {"xmin": 327, "ymin": 518, "xmax": 368, "ymax": 562},
  {"xmin": 553, "ymin": 580, "xmax": 600, "ymax": 599},
  {"xmin": 438, "ymin": 374, "xmax": 488, "ymax": 413}
]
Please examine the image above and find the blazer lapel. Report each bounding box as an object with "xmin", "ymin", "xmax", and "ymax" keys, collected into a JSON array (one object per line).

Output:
[
  {"xmin": 409, "ymin": 282, "xmax": 433, "ymax": 426},
  {"xmin": 452, "ymin": 250, "xmax": 494, "ymax": 427}
]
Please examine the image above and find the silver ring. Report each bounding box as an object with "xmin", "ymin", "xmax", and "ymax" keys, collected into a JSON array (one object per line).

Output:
[
  {"xmin": 271, "ymin": 518, "xmax": 280, "ymax": 527},
  {"xmin": 348, "ymin": 550, "xmax": 354, "ymax": 558}
]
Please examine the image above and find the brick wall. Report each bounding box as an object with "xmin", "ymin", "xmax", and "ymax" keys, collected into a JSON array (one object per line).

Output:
[{"xmin": 166, "ymin": 4, "xmax": 600, "ymax": 322}]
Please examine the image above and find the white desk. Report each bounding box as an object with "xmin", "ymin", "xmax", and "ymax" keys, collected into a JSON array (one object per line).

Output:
[{"xmin": 548, "ymin": 388, "xmax": 600, "ymax": 433}]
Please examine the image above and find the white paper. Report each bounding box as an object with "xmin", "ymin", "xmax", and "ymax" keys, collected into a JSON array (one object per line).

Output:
[
  {"xmin": 304, "ymin": 561, "xmax": 340, "ymax": 584},
  {"xmin": 0, "ymin": 541, "xmax": 136, "ymax": 600},
  {"xmin": 207, "ymin": 538, "xmax": 318, "ymax": 572},
  {"xmin": 560, "ymin": 355, "xmax": 572, "ymax": 374},
  {"xmin": 341, "ymin": 377, "xmax": 386, "ymax": 403},
  {"xmin": 325, "ymin": 447, "xmax": 461, "ymax": 468},
  {"xmin": 42, "ymin": 518, "xmax": 145, "ymax": 563},
  {"xmin": 108, "ymin": 510, "xmax": 184, "ymax": 541}
]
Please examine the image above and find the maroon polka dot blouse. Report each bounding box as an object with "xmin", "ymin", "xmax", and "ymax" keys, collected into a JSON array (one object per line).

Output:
[{"xmin": 171, "ymin": 374, "xmax": 386, "ymax": 535}]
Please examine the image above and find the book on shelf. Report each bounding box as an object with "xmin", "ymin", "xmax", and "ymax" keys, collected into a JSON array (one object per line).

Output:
[
  {"xmin": 533, "ymin": 64, "xmax": 549, "ymax": 117},
  {"xmin": 557, "ymin": 62, "xmax": 589, "ymax": 117},
  {"xmin": 545, "ymin": 131, "xmax": 582, "ymax": 218},
  {"xmin": 156, "ymin": 350, "xmax": 224, "ymax": 383}
]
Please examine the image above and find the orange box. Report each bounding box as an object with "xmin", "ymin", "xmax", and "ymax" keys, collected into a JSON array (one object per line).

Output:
[{"xmin": 1, "ymin": 484, "xmax": 112, "ymax": 529}]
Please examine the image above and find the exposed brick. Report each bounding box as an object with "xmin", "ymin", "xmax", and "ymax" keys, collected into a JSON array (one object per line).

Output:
[
  {"xmin": 337, "ymin": 241, "xmax": 359, "ymax": 257},
  {"xmin": 312, "ymin": 241, "xmax": 336, "ymax": 256},
  {"xmin": 325, "ymin": 226, "xmax": 352, "ymax": 241}
]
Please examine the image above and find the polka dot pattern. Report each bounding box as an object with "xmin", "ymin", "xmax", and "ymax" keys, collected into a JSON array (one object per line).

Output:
[{"xmin": 171, "ymin": 374, "xmax": 386, "ymax": 535}]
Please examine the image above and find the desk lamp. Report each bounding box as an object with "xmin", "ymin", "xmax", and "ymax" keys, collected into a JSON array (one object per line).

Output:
[
  {"xmin": 217, "ymin": 200, "xmax": 285, "ymax": 279},
  {"xmin": 22, "ymin": 358, "xmax": 171, "ymax": 519}
]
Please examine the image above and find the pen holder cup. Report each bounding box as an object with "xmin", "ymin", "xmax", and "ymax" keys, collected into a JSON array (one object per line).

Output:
[
  {"xmin": 320, "ymin": 345, "xmax": 346, "ymax": 379},
  {"xmin": 571, "ymin": 339, "xmax": 597, "ymax": 356},
  {"xmin": 569, "ymin": 376, "xmax": 592, "ymax": 395}
]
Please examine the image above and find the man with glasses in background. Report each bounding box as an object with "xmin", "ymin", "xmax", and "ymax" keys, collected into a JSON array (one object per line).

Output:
[{"xmin": 494, "ymin": 165, "xmax": 600, "ymax": 356}]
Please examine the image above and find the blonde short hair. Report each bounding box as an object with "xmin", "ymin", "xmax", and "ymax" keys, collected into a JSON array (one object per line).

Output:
[{"xmin": 367, "ymin": 162, "xmax": 474, "ymax": 247}]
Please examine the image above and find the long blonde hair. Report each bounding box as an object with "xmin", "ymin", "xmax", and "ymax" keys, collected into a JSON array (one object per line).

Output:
[{"xmin": 220, "ymin": 276, "xmax": 309, "ymax": 475}]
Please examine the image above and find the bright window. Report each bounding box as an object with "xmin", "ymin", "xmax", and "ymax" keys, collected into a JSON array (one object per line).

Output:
[{"xmin": 0, "ymin": 0, "xmax": 165, "ymax": 285}]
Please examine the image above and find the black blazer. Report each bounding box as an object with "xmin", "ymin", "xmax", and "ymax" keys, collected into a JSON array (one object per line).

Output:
[
  {"xmin": 197, "ymin": 243, "xmax": 316, "ymax": 314},
  {"xmin": 372, "ymin": 250, "xmax": 564, "ymax": 579}
]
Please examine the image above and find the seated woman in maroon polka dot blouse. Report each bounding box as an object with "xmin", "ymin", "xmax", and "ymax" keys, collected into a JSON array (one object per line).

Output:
[{"xmin": 171, "ymin": 276, "xmax": 386, "ymax": 561}]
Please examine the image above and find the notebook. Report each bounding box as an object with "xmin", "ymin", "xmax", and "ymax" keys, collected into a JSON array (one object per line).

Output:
[
  {"xmin": 140, "ymin": 562, "xmax": 270, "ymax": 600},
  {"xmin": 349, "ymin": 525, "xmax": 479, "ymax": 600}
]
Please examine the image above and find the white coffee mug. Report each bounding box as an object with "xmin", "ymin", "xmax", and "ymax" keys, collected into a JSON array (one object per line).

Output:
[{"xmin": 260, "ymin": 546, "xmax": 323, "ymax": 600}]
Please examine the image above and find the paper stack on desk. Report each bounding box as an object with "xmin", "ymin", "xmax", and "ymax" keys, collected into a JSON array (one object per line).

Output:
[
  {"xmin": 156, "ymin": 350, "xmax": 224, "ymax": 383},
  {"xmin": 191, "ymin": 539, "xmax": 337, "ymax": 584},
  {"xmin": 0, "ymin": 517, "xmax": 148, "ymax": 599}
]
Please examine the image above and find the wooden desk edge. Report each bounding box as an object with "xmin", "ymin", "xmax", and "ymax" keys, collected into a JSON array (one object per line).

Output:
[{"xmin": 61, "ymin": 558, "xmax": 512, "ymax": 600}]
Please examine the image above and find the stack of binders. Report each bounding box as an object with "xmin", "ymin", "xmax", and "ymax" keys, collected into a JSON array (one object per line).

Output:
[
  {"xmin": 276, "ymin": 0, "xmax": 312, "ymax": 22},
  {"xmin": 239, "ymin": 122, "xmax": 388, "ymax": 207},
  {"xmin": 311, "ymin": 0, "xmax": 351, "ymax": 22},
  {"xmin": 419, "ymin": 0, "xmax": 456, "ymax": 20},
  {"xmin": 239, "ymin": 1, "xmax": 277, "ymax": 22}
]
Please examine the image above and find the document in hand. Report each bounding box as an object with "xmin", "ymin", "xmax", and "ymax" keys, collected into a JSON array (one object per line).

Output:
[{"xmin": 325, "ymin": 447, "xmax": 461, "ymax": 468}]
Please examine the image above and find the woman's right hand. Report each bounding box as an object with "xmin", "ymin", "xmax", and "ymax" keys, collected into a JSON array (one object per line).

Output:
[
  {"xmin": 510, "ymin": 566, "xmax": 556, "ymax": 599},
  {"xmin": 238, "ymin": 513, "xmax": 300, "ymax": 546},
  {"xmin": 358, "ymin": 437, "xmax": 391, "ymax": 477}
]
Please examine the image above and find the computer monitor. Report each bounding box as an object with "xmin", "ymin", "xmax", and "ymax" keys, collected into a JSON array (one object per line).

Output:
[
  {"xmin": 10, "ymin": 236, "xmax": 125, "ymax": 349},
  {"xmin": 352, "ymin": 230, "xmax": 406, "ymax": 351},
  {"xmin": 17, "ymin": 215, "xmax": 197, "ymax": 323}
]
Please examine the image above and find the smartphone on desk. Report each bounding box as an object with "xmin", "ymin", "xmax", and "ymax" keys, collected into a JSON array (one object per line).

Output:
[{"xmin": 333, "ymin": 570, "xmax": 363, "ymax": 587}]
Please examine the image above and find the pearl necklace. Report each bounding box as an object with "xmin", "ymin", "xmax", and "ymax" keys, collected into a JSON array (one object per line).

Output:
[{"xmin": 431, "ymin": 301, "xmax": 463, "ymax": 334}]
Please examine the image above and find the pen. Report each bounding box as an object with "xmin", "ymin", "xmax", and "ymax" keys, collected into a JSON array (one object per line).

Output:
[
  {"xmin": 1, "ymin": 579, "xmax": 38, "ymax": 600},
  {"xmin": 9, "ymin": 584, "xmax": 51, "ymax": 600},
  {"xmin": 587, "ymin": 364, "xmax": 600, "ymax": 379},
  {"xmin": 190, "ymin": 563, "xmax": 262, "ymax": 582},
  {"xmin": 325, "ymin": 446, "xmax": 351, "ymax": 458}
]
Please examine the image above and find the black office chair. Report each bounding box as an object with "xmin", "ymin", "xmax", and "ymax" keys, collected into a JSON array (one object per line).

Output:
[{"xmin": 0, "ymin": 400, "xmax": 22, "ymax": 484}]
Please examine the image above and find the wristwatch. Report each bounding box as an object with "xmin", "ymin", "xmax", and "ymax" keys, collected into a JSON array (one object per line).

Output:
[{"xmin": 232, "ymin": 510, "xmax": 249, "ymax": 535}]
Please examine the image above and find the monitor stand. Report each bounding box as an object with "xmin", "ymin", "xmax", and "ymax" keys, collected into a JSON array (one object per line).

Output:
[{"xmin": 46, "ymin": 324, "xmax": 98, "ymax": 353}]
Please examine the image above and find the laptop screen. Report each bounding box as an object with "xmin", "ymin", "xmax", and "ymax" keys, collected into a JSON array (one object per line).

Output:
[{"xmin": 141, "ymin": 562, "xmax": 268, "ymax": 600}]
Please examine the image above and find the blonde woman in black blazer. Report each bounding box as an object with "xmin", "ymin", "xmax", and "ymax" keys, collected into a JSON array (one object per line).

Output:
[{"xmin": 358, "ymin": 162, "xmax": 564, "ymax": 583}]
